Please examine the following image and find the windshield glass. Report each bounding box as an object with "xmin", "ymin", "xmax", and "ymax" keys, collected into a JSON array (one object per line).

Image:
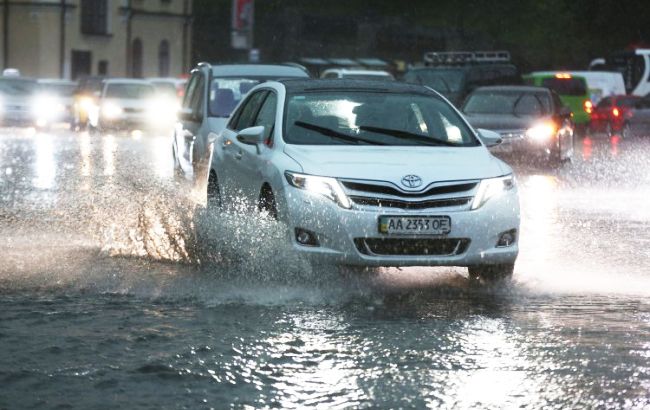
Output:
[
  {"xmin": 0, "ymin": 79, "xmax": 38, "ymax": 96},
  {"xmin": 105, "ymin": 84, "xmax": 155, "ymax": 99},
  {"xmin": 209, "ymin": 78, "xmax": 261, "ymax": 117},
  {"xmin": 39, "ymin": 83, "xmax": 77, "ymax": 97},
  {"xmin": 541, "ymin": 77, "xmax": 587, "ymax": 96},
  {"xmin": 406, "ymin": 70, "xmax": 465, "ymax": 93},
  {"xmin": 463, "ymin": 90, "xmax": 551, "ymax": 116},
  {"xmin": 284, "ymin": 91, "xmax": 479, "ymax": 146}
]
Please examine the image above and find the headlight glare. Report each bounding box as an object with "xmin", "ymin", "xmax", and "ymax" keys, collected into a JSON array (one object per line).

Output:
[
  {"xmin": 471, "ymin": 175, "xmax": 515, "ymax": 210},
  {"xmin": 102, "ymin": 102, "xmax": 123, "ymax": 119},
  {"xmin": 526, "ymin": 121, "xmax": 557, "ymax": 142},
  {"xmin": 285, "ymin": 171, "xmax": 351, "ymax": 209}
]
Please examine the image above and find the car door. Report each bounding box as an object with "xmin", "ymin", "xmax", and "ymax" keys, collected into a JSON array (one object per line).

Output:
[
  {"xmin": 174, "ymin": 71, "xmax": 205, "ymax": 176},
  {"xmin": 216, "ymin": 89, "xmax": 269, "ymax": 206}
]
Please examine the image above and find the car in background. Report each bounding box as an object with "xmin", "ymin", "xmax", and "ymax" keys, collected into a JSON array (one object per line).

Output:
[
  {"xmin": 0, "ymin": 76, "xmax": 39, "ymax": 126},
  {"xmin": 147, "ymin": 77, "xmax": 187, "ymax": 100},
  {"xmin": 172, "ymin": 63, "xmax": 310, "ymax": 182},
  {"xmin": 462, "ymin": 86, "xmax": 574, "ymax": 164},
  {"xmin": 524, "ymin": 72, "xmax": 591, "ymax": 135},
  {"xmin": 320, "ymin": 68, "xmax": 394, "ymax": 81},
  {"xmin": 88, "ymin": 79, "xmax": 168, "ymax": 132},
  {"xmin": 35, "ymin": 79, "xmax": 77, "ymax": 128},
  {"xmin": 590, "ymin": 95, "xmax": 641, "ymax": 137},
  {"xmin": 72, "ymin": 76, "xmax": 105, "ymax": 130},
  {"xmin": 403, "ymin": 51, "xmax": 520, "ymax": 106},
  {"xmin": 205, "ymin": 79, "xmax": 519, "ymax": 282}
]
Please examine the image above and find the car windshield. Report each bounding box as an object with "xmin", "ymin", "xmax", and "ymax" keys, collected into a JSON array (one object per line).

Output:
[
  {"xmin": 284, "ymin": 91, "xmax": 479, "ymax": 147},
  {"xmin": 39, "ymin": 83, "xmax": 77, "ymax": 97},
  {"xmin": 407, "ymin": 70, "xmax": 465, "ymax": 93},
  {"xmin": 341, "ymin": 73, "xmax": 393, "ymax": 81},
  {"xmin": 105, "ymin": 84, "xmax": 155, "ymax": 99},
  {"xmin": 541, "ymin": 77, "xmax": 587, "ymax": 96},
  {"xmin": 463, "ymin": 90, "xmax": 552, "ymax": 116},
  {"xmin": 0, "ymin": 78, "xmax": 38, "ymax": 96},
  {"xmin": 209, "ymin": 78, "xmax": 261, "ymax": 117}
]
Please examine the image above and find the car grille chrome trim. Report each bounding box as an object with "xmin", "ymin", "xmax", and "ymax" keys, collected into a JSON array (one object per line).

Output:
[
  {"xmin": 354, "ymin": 237, "xmax": 470, "ymax": 256},
  {"xmin": 339, "ymin": 178, "xmax": 478, "ymax": 210}
]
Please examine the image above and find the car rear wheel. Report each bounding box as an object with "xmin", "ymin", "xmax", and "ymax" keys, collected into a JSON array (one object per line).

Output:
[
  {"xmin": 258, "ymin": 186, "xmax": 278, "ymax": 220},
  {"xmin": 467, "ymin": 263, "xmax": 514, "ymax": 283}
]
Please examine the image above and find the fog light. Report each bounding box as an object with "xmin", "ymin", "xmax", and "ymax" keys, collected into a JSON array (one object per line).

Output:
[
  {"xmin": 295, "ymin": 228, "xmax": 319, "ymax": 247},
  {"xmin": 497, "ymin": 229, "xmax": 517, "ymax": 247}
]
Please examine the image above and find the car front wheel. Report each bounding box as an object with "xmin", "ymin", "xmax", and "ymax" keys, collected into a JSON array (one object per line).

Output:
[{"xmin": 467, "ymin": 263, "xmax": 514, "ymax": 283}]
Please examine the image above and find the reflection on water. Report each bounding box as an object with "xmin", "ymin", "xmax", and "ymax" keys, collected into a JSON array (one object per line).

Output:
[
  {"xmin": 102, "ymin": 134, "xmax": 116, "ymax": 176},
  {"xmin": 31, "ymin": 133, "xmax": 56, "ymax": 190}
]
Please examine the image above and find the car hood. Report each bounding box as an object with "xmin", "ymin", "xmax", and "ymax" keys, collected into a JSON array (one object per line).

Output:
[
  {"xmin": 464, "ymin": 113, "xmax": 545, "ymax": 132},
  {"xmin": 283, "ymin": 145, "xmax": 508, "ymax": 186}
]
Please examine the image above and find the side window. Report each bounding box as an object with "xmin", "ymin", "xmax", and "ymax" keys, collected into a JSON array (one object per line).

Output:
[
  {"xmin": 233, "ymin": 91, "xmax": 268, "ymax": 131},
  {"xmin": 190, "ymin": 74, "xmax": 205, "ymax": 118},
  {"xmin": 253, "ymin": 92, "xmax": 278, "ymax": 144},
  {"xmin": 182, "ymin": 73, "xmax": 200, "ymax": 110}
]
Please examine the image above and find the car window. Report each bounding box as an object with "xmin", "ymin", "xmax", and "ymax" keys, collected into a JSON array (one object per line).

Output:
[
  {"xmin": 284, "ymin": 91, "xmax": 479, "ymax": 146},
  {"xmin": 232, "ymin": 90, "xmax": 268, "ymax": 131},
  {"xmin": 0, "ymin": 79, "xmax": 38, "ymax": 96},
  {"xmin": 597, "ymin": 97, "xmax": 612, "ymax": 108},
  {"xmin": 463, "ymin": 91, "xmax": 550, "ymax": 115},
  {"xmin": 105, "ymin": 84, "xmax": 154, "ymax": 99},
  {"xmin": 541, "ymin": 77, "xmax": 587, "ymax": 96},
  {"xmin": 209, "ymin": 78, "xmax": 261, "ymax": 117},
  {"xmin": 182, "ymin": 73, "xmax": 201, "ymax": 110},
  {"xmin": 189, "ymin": 74, "xmax": 205, "ymax": 118},
  {"xmin": 253, "ymin": 92, "xmax": 277, "ymax": 144}
]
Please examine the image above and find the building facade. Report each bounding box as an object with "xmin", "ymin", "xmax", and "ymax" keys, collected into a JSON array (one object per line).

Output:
[{"xmin": 0, "ymin": 0, "xmax": 192, "ymax": 79}]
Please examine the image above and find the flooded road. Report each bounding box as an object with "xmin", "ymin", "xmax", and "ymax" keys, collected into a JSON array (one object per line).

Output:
[{"xmin": 0, "ymin": 128, "xmax": 649, "ymax": 408}]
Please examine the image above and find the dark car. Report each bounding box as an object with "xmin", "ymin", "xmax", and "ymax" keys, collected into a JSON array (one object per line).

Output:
[
  {"xmin": 403, "ymin": 51, "xmax": 520, "ymax": 106},
  {"xmin": 590, "ymin": 95, "xmax": 642, "ymax": 137},
  {"xmin": 461, "ymin": 86, "xmax": 575, "ymax": 164}
]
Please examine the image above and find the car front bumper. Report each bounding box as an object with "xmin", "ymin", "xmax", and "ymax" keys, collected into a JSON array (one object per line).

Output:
[{"xmin": 276, "ymin": 186, "xmax": 520, "ymax": 267}]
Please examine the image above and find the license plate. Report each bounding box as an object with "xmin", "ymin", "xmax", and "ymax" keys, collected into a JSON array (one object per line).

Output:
[{"xmin": 379, "ymin": 216, "xmax": 451, "ymax": 235}]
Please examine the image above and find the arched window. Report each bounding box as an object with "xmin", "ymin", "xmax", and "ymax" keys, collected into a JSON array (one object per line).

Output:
[
  {"xmin": 158, "ymin": 40, "xmax": 170, "ymax": 77},
  {"xmin": 131, "ymin": 38, "xmax": 143, "ymax": 78}
]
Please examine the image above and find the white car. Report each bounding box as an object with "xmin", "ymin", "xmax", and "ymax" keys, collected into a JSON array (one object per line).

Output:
[
  {"xmin": 89, "ymin": 79, "xmax": 177, "ymax": 131},
  {"xmin": 207, "ymin": 79, "xmax": 520, "ymax": 282},
  {"xmin": 320, "ymin": 68, "xmax": 394, "ymax": 81}
]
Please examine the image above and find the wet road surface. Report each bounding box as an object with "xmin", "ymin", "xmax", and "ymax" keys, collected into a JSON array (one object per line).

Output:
[{"xmin": 0, "ymin": 128, "xmax": 649, "ymax": 409}]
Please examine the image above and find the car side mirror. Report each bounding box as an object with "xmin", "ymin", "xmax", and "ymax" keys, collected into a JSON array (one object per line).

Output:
[
  {"xmin": 477, "ymin": 128, "xmax": 502, "ymax": 147},
  {"xmin": 179, "ymin": 107, "xmax": 196, "ymax": 122},
  {"xmin": 237, "ymin": 125, "xmax": 265, "ymax": 153}
]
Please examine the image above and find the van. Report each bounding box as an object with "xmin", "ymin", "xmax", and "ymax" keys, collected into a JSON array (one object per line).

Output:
[
  {"xmin": 403, "ymin": 51, "xmax": 520, "ymax": 106},
  {"xmin": 524, "ymin": 72, "xmax": 591, "ymax": 133},
  {"xmin": 532, "ymin": 71, "xmax": 625, "ymax": 105}
]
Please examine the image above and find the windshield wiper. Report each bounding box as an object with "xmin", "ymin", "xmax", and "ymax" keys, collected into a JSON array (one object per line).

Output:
[
  {"xmin": 294, "ymin": 121, "xmax": 386, "ymax": 145},
  {"xmin": 358, "ymin": 125, "xmax": 459, "ymax": 147}
]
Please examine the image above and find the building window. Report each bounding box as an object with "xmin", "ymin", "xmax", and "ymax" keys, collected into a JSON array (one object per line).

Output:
[
  {"xmin": 71, "ymin": 50, "xmax": 92, "ymax": 80},
  {"xmin": 131, "ymin": 38, "xmax": 143, "ymax": 78},
  {"xmin": 98, "ymin": 60, "xmax": 109, "ymax": 76},
  {"xmin": 158, "ymin": 40, "xmax": 170, "ymax": 77},
  {"xmin": 81, "ymin": 0, "xmax": 109, "ymax": 35}
]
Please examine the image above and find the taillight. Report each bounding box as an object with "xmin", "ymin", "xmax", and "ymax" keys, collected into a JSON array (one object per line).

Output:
[
  {"xmin": 584, "ymin": 100, "xmax": 593, "ymax": 114},
  {"xmin": 612, "ymin": 107, "xmax": 620, "ymax": 117}
]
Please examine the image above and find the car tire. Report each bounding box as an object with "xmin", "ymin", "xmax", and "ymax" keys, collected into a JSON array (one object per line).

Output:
[
  {"xmin": 258, "ymin": 186, "xmax": 278, "ymax": 220},
  {"xmin": 206, "ymin": 171, "xmax": 222, "ymax": 210},
  {"xmin": 467, "ymin": 263, "xmax": 514, "ymax": 283}
]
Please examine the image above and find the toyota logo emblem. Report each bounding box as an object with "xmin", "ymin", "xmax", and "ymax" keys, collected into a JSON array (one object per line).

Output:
[{"xmin": 401, "ymin": 175, "xmax": 423, "ymax": 189}]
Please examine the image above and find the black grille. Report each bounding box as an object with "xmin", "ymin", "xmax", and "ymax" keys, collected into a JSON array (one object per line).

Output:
[
  {"xmin": 341, "ymin": 181, "xmax": 477, "ymax": 198},
  {"xmin": 350, "ymin": 196, "xmax": 471, "ymax": 209},
  {"xmin": 354, "ymin": 238, "xmax": 470, "ymax": 256}
]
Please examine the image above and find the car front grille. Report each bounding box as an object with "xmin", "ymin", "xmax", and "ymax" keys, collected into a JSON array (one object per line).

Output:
[
  {"xmin": 354, "ymin": 237, "xmax": 470, "ymax": 256},
  {"xmin": 340, "ymin": 178, "xmax": 478, "ymax": 211}
]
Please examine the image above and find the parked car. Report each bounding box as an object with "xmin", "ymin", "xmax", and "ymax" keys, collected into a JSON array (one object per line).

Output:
[
  {"xmin": 172, "ymin": 63, "xmax": 310, "ymax": 181},
  {"xmin": 72, "ymin": 76, "xmax": 105, "ymax": 130},
  {"xmin": 0, "ymin": 76, "xmax": 39, "ymax": 126},
  {"xmin": 461, "ymin": 86, "xmax": 575, "ymax": 164},
  {"xmin": 403, "ymin": 51, "xmax": 520, "ymax": 106},
  {"xmin": 88, "ymin": 79, "xmax": 162, "ymax": 132},
  {"xmin": 205, "ymin": 79, "xmax": 519, "ymax": 282},
  {"xmin": 589, "ymin": 95, "xmax": 641, "ymax": 137},
  {"xmin": 320, "ymin": 68, "xmax": 394, "ymax": 81},
  {"xmin": 524, "ymin": 72, "xmax": 591, "ymax": 135},
  {"xmin": 35, "ymin": 79, "xmax": 77, "ymax": 128}
]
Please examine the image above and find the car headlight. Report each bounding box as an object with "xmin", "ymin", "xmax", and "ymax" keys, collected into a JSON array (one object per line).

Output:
[
  {"xmin": 526, "ymin": 121, "xmax": 557, "ymax": 142},
  {"xmin": 102, "ymin": 102, "xmax": 123, "ymax": 119},
  {"xmin": 285, "ymin": 171, "xmax": 352, "ymax": 209},
  {"xmin": 78, "ymin": 96, "xmax": 96, "ymax": 113},
  {"xmin": 33, "ymin": 95, "xmax": 65, "ymax": 118},
  {"xmin": 471, "ymin": 174, "xmax": 516, "ymax": 210},
  {"xmin": 147, "ymin": 97, "xmax": 179, "ymax": 122}
]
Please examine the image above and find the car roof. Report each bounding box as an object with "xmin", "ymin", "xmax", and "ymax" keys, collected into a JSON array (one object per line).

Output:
[
  {"xmin": 209, "ymin": 64, "xmax": 310, "ymax": 78},
  {"xmin": 471, "ymin": 85, "xmax": 551, "ymax": 93},
  {"xmin": 103, "ymin": 78, "xmax": 154, "ymax": 85},
  {"xmin": 276, "ymin": 78, "xmax": 438, "ymax": 95},
  {"xmin": 37, "ymin": 79, "xmax": 77, "ymax": 85}
]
